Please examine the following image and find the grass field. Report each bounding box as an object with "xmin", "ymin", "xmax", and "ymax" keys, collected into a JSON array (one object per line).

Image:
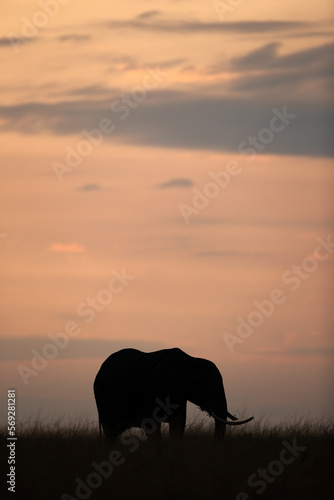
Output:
[{"xmin": 1, "ymin": 418, "xmax": 333, "ymax": 500}]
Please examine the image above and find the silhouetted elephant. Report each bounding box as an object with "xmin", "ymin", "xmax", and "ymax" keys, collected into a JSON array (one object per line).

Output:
[{"xmin": 93, "ymin": 348, "xmax": 253, "ymax": 441}]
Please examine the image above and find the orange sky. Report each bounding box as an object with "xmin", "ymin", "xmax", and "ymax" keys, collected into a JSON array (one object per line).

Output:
[{"xmin": 0, "ymin": 0, "xmax": 333, "ymax": 424}]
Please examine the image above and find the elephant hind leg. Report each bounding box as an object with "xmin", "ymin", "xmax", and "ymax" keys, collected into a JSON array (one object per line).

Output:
[
  {"xmin": 142, "ymin": 420, "xmax": 162, "ymax": 440},
  {"xmin": 168, "ymin": 402, "xmax": 186, "ymax": 439}
]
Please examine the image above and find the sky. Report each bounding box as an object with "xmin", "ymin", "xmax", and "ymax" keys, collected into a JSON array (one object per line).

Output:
[{"xmin": 0, "ymin": 0, "xmax": 333, "ymax": 426}]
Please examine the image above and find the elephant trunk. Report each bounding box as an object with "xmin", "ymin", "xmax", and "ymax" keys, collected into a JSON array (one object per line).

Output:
[
  {"xmin": 214, "ymin": 417, "xmax": 226, "ymax": 440},
  {"xmin": 210, "ymin": 398, "xmax": 228, "ymax": 440}
]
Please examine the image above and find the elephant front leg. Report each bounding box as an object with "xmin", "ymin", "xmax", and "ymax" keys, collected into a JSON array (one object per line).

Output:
[
  {"xmin": 168, "ymin": 401, "xmax": 186, "ymax": 439},
  {"xmin": 102, "ymin": 422, "xmax": 120, "ymax": 444}
]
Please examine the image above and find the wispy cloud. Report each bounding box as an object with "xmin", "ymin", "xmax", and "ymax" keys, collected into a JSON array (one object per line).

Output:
[
  {"xmin": 195, "ymin": 250, "xmax": 244, "ymax": 258},
  {"xmin": 0, "ymin": 95, "xmax": 333, "ymax": 157},
  {"xmin": 78, "ymin": 184, "xmax": 102, "ymax": 191},
  {"xmin": 229, "ymin": 42, "xmax": 334, "ymax": 91},
  {"xmin": 253, "ymin": 330, "xmax": 333, "ymax": 359},
  {"xmin": 253, "ymin": 347, "xmax": 334, "ymax": 358},
  {"xmin": 104, "ymin": 18, "xmax": 310, "ymax": 35},
  {"xmin": 0, "ymin": 38, "xmax": 332, "ymax": 157},
  {"xmin": 231, "ymin": 42, "xmax": 281, "ymax": 70},
  {"xmin": 136, "ymin": 10, "xmax": 162, "ymax": 20},
  {"xmin": 155, "ymin": 178, "xmax": 194, "ymax": 189},
  {"xmin": 65, "ymin": 84, "xmax": 116, "ymax": 97},
  {"xmin": 231, "ymin": 41, "xmax": 334, "ymax": 71},
  {"xmin": 0, "ymin": 36, "xmax": 34, "ymax": 48},
  {"xmin": 57, "ymin": 34, "xmax": 91, "ymax": 43},
  {"xmin": 194, "ymin": 250, "xmax": 269, "ymax": 258}
]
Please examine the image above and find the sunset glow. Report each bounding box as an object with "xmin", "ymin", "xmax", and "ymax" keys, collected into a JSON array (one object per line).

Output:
[{"xmin": 0, "ymin": 0, "xmax": 333, "ymax": 425}]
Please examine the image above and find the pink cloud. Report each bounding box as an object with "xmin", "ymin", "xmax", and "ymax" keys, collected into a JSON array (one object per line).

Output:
[{"xmin": 48, "ymin": 243, "xmax": 85, "ymax": 253}]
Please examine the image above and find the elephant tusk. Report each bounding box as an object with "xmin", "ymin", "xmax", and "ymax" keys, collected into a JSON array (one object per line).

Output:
[
  {"xmin": 227, "ymin": 411, "xmax": 239, "ymax": 421},
  {"xmin": 212, "ymin": 412, "xmax": 254, "ymax": 425}
]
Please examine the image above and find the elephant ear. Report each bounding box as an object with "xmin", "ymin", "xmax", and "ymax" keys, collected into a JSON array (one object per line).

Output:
[{"xmin": 145, "ymin": 352, "xmax": 187, "ymax": 400}]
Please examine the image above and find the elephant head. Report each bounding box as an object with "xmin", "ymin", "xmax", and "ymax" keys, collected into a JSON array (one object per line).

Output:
[{"xmin": 152, "ymin": 352, "xmax": 253, "ymax": 439}]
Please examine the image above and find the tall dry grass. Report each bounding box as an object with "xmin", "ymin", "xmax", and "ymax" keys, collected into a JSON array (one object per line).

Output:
[{"xmin": 1, "ymin": 417, "xmax": 333, "ymax": 500}]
